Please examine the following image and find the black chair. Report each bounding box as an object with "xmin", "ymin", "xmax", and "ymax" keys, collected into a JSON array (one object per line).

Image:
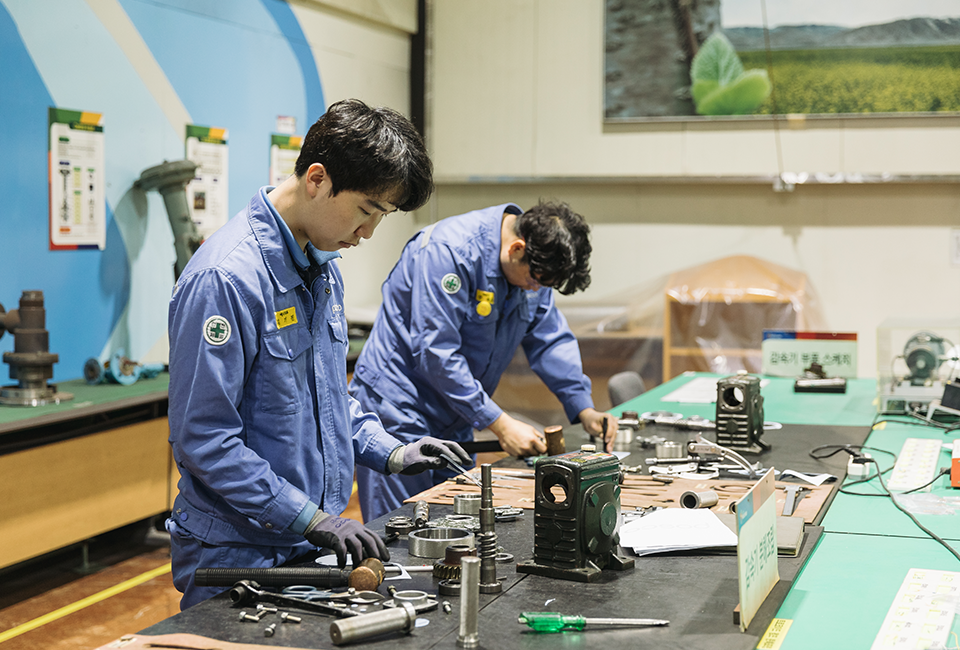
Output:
[{"xmin": 607, "ymin": 370, "xmax": 646, "ymax": 407}]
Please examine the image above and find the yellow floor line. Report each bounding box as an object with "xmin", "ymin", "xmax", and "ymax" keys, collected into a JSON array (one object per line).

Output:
[{"xmin": 0, "ymin": 562, "xmax": 172, "ymax": 644}]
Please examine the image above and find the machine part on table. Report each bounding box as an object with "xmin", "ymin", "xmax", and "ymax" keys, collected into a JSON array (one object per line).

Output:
[
  {"xmin": 280, "ymin": 612, "xmax": 302, "ymax": 624},
  {"xmin": 688, "ymin": 434, "xmax": 759, "ymax": 478},
  {"xmin": 82, "ymin": 351, "xmax": 164, "ymax": 386},
  {"xmin": 228, "ymin": 581, "xmax": 358, "ymax": 617},
  {"xmin": 0, "ymin": 291, "xmax": 74, "ymax": 407},
  {"xmin": 433, "ymin": 544, "xmax": 477, "ymax": 580},
  {"xmin": 680, "ymin": 490, "xmax": 719, "ymax": 509},
  {"xmin": 715, "ymin": 374, "xmax": 769, "ymax": 453},
  {"xmin": 453, "ymin": 493, "xmax": 481, "ymax": 515},
  {"xmin": 517, "ymin": 447, "xmax": 634, "ymax": 582},
  {"xmin": 442, "ymin": 601, "xmax": 452, "ymax": 614},
  {"xmin": 428, "ymin": 515, "xmax": 478, "ymax": 531},
  {"xmin": 381, "ymin": 589, "xmax": 438, "ymax": 614},
  {"xmin": 655, "ymin": 440, "xmax": 685, "ymax": 459},
  {"xmin": 782, "ymin": 485, "xmax": 810, "ymax": 517},
  {"xmin": 329, "ymin": 601, "xmax": 417, "ymax": 646},
  {"xmin": 495, "ymin": 506, "xmax": 524, "ymax": 522},
  {"xmin": 613, "ymin": 426, "xmax": 634, "ymax": 451},
  {"xmin": 478, "ymin": 464, "xmax": 503, "ymax": 594},
  {"xmin": 518, "ymin": 612, "xmax": 670, "ymax": 633},
  {"xmin": 440, "ymin": 450, "xmax": 483, "ymax": 489},
  {"xmin": 135, "ymin": 159, "xmax": 202, "ymax": 280},
  {"xmin": 438, "ymin": 579, "xmax": 461, "ymax": 596},
  {"xmin": 544, "ymin": 424, "xmax": 566, "ymax": 456},
  {"xmin": 458, "ymin": 557, "xmax": 480, "ymax": 648},
  {"xmin": 385, "ymin": 516, "xmax": 415, "ymax": 538},
  {"xmin": 348, "ymin": 558, "xmax": 386, "ymax": 591},
  {"xmin": 495, "ymin": 552, "xmax": 514, "ymax": 563},
  {"xmin": 413, "ymin": 500, "xmax": 430, "ymax": 528},
  {"xmin": 263, "ymin": 623, "xmax": 276, "ymax": 637},
  {"xmin": 408, "ymin": 527, "xmax": 475, "ymax": 559}
]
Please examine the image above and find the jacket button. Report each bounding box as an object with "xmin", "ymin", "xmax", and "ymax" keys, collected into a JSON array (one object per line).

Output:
[
  {"xmin": 357, "ymin": 364, "xmax": 364, "ymax": 373},
  {"xmin": 325, "ymin": 287, "xmax": 331, "ymax": 294},
  {"xmin": 265, "ymin": 523, "xmax": 273, "ymax": 529},
  {"xmin": 473, "ymin": 422, "xmax": 480, "ymax": 429}
]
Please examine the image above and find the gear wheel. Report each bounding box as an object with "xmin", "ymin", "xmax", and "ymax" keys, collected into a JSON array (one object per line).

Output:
[
  {"xmin": 431, "ymin": 543, "xmax": 476, "ymax": 580},
  {"xmin": 432, "ymin": 561, "xmax": 462, "ymax": 580}
]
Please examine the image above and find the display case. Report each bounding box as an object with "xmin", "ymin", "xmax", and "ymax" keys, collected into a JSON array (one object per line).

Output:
[{"xmin": 876, "ymin": 318, "xmax": 960, "ymax": 414}]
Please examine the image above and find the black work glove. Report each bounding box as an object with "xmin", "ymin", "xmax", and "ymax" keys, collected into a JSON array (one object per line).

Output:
[
  {"xmin": 303, "ymin": 511, "xmax": 389, "ymax": 568},
  {"xmin": 400, "ymin": 437, "xmax": 472, "ymax": 475}
]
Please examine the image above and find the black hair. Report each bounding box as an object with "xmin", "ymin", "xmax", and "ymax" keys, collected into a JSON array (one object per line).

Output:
[
  {"xmin": 294, "ymin": 99, "xmax": 433, "ymax": 212},
  {"xmin": 514, "ymin": 201, "xmax": 592, "ymax": 295}
]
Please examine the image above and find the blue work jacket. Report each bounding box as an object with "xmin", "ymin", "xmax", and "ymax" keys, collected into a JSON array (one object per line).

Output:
[
  {"xmin": 168, "ymin": 188, "xmax": 397, "ymax": 547},
  {"xmin": 350, "ymin": 203, "xmax": 594, "ymax": 446}
]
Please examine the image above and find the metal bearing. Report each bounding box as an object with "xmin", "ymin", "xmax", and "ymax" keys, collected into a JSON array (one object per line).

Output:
[
  {"xmin": 408, "ymin": 527, "xmax": 475, "ymax": 559},
  {"xmin": 385, "ymin": 515, "xmax": 415, "ymax": 537},
  {"xmin": 453, "ymin": 493, "xmax": 481, "ymax": 515},
  {"xmin": 438, "ymin": 579, "xmax": 461, "ymax": 596}
]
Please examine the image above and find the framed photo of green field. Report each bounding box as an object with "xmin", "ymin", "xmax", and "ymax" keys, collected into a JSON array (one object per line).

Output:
[{"xmin": 604, "ymin": 0, "xmax": 960, "ymax": 121}]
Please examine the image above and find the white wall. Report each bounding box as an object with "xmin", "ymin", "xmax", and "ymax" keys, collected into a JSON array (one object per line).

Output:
[{"xmin": 428, "ymin": 0, "xmax": 960, "ymax": 378}]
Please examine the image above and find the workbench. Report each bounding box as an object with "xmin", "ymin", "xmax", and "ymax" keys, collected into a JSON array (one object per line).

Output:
[
  {"xmin": 0, "ymin": 374, "xmax": 173, "ymax": 570},
  {"xmin": 130, "ymin": 372, "xmax": 960, "ymax": 649}
]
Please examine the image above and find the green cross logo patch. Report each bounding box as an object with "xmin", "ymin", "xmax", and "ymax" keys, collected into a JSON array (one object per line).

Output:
[
  {"xmin": 441, "ymin": 273, "xmax": 462, "ymax": 295},
  {"xmin": 203, "ymin": 315, "xmax": 231, "ymax": 346}
]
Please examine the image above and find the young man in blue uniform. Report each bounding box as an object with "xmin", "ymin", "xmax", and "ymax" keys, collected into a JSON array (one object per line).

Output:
[
  {"xmin": 349, "ymin": 201, "xmax": 617, "ymax": 522},
  {"xmin": 166, "ymin": 99, "xmax": 470, "ymax": 609}
]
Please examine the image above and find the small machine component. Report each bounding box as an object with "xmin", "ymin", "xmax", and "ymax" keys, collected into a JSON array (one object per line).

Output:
[
  {"xmin": 433, "ymin": 543, "xmax": 477, "ymax": 580},
  {"xmin": 329, "ymin": 601, "xmax": 417, "ymax": 646},
  {"xmin": 0, "ymin": 291, "xmax": 73, "ymax": 406},
  {"xmin": 680, "ymin": 490, "xmax": 719, "ymax": 509},
  {"xmin": 687, "ymin": 433, "xmax": 760, "ymax": 478},
  {"xmin": 408, "ymin": 527, "xmax": 475, "ymax": 559},
  {"xmin": 794, "ymin": 362, "xmax": 847, "ymax": 393},
  {"xmin": 458, "ymin": 557, "xmax": 481, "ymax": 648},
  {"xmin": 413, "ymin": 500, "xmax": 430, "ymax": 528},
  {"xmin": 715, "ymin": 374, "xmax": 768, "ymax": 453},
  {"xmin": 477, "ymin": 464, "xmax": 503, "ymax": 594},
  {"xmin": 517, "ymin": 445, "xmax": 634, "ymax": 582},
  {"xmin": 83, "ymin": 351, "xmax": 164, "ymax": 386},
  {"xmin": 453, "ymin": 493, "xmax": 481, "ymax": 515},
  {"xmin": 228, "ymin": 581, "xmax": 358, "ymax": 618},
  {"xmin": 385, "ymin": 516, "xmax": 415, "ymax": 538}
]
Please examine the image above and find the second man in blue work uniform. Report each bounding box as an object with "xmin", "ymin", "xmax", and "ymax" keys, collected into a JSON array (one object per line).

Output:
[{"xmin": 350, "ymin": 201, "xmax": 616, "ymax": 522}]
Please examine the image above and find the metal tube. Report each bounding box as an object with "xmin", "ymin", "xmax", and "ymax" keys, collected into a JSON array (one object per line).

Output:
[
  {"xmin": 680, "ymin": 490, "xmax": 719, "ymax": 509},
  {"xmin": 458, "ymin": 556, "xmax": 480, "ymax": 648},
  {"xmin": 329, "ymin": 601, "xmax": 416, "ymax": 646}
]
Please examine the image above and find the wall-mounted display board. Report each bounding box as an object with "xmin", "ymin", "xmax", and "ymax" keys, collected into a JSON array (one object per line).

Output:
[
  {"xmin": 269, "ymin": 134, "xmax": 302, "ymax": 187},
  {"xmin": 185, "ymin": 124, "xmax": 229, "ymax": 239},
  {"xmin": 604, "ymin": 0, "xmax": 960, "ymax": 120},
  {"xmin": 48, "ymin": 108, "xmax": 105, "ymax": 250}
]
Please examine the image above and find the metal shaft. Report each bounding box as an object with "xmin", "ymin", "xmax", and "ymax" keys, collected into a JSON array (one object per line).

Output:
[
  {"xmin": 583, "ymin": 617, "xmax": 670, "ymax": 627},
  {"xmin": 329, "ymin": 601, "xmax": 416, "ymax": 646},
  {"xmin": 458, "ymin": 556, "xmax": 480, "ymax": 648}
]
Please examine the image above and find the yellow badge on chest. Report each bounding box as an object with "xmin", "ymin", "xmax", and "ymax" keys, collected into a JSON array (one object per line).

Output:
[
  {"xmin": 475, "ymin": 290, "xmax": 494, "ymax": 317},
  {"xmin": 275, "ymin": 307, "xmax": 298, "ymax": 329}
]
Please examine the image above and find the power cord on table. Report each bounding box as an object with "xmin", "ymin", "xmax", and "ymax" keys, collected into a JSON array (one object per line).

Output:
[{"xmin": 809, "ymin": 441, "xmax": 960, "ymax": 562}]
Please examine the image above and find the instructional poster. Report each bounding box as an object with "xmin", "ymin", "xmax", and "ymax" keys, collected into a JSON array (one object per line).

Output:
[
  {"xmin": 48, "ymin": 107, "xmax": 105, "ymax": 250},
  {"xmin": 185, "ymin": 124, "xmax": 228, "ymax": 239},
  {"xmin": 269, "ymin": 134, "xmax": 302, "ymax": 187}
]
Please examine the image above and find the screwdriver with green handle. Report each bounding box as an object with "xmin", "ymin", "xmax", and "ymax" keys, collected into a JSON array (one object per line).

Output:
[{"xmin": 519, "ymin": 612, "xmax": 669, "ymax": 633}]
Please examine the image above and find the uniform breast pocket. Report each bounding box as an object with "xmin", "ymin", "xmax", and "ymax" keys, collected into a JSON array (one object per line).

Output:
[
  {"xmin": 258, "ymin": 326, "xmax": 313, "ymax": 414},
  {"xmin": 459, "ymin": 306, "xmax": 499, "ymax": 370},
  {"xmin": 327, "ymin": 316, "xmax": 349, "ymax": 395}
]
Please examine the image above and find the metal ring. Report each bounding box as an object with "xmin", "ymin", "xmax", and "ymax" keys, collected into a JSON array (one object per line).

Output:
[
  {"xmin": 392, "ymin": 590, "xmax": 429, "ymax": 607},
  {"xmin": 408, "ymin": 527, "xmax": 475, "ymax": 559},
  {"xmin": 680, "ymin": 490, "xmax": 719, "ymax": 509},
  {"xmin": 438, "ymin": 579, "xmax": 461, "ymax": 596},
  {"xmin": 453, "ymin": 493, "xmax": 482, "ymax": 515},
  {"xmin": 495, "ymin": 552, "xmax": 514, "ymax": 563}
]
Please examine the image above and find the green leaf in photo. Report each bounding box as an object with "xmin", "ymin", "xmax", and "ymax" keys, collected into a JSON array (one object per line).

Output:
[{"xmin": 691, "ymin": 32, "xmax": 772, "ymax": 115}]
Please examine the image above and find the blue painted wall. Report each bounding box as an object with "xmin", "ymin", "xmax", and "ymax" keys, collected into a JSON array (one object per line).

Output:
[{"xmin": 0, "ymin": 0, "xmax": 324, "ymax": 383}]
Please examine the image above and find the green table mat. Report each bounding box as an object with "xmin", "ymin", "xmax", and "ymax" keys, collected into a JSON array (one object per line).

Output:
[
  {"xmin": 612, "ymin": 372, "xmax": 878, "ymax": 427},
  {"xmin": 0, "ymin": 374, "xmax": 169, "ymax": 427},
  {"xmin": 775, "ymin": 532, "xmax": 960, "ymax": 650}
]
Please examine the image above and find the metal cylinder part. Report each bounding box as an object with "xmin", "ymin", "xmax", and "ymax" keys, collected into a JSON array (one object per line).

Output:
[
  {"xmin": 458, "ymin": 557, "xmax": 480, "ymax": 648},
  {"xmin": 348, "ymin": 558, "xmax": 386, "ymax": 591},
  {"xmin": 656, "ymin": 440, "xmax": 685, "ymax": 459},
  {"xmin": 329, "ymin": 601, "xmax": 416, "ymax": 646},
  {"xmin": 195, "ymin": 565, "xmax": 351, "ymax": 588},
  {"xmin": 614, "ymin": 427, "xmax": 634, "ymax": 451},
  {"xmin": 544, "ymin": 425, "xmax": 566, "ymax": 456},
  {"xmin": 413, "ymin": 500, "xmax": 430, "ymax": 528},
  {"xmin": 408, "ymin": 527, "xmax": 475, "ymax": 559},
  {"xmin": 385, "ymin": 515, "xmax": 415, "ymax": 537},
  {"xmin": 453, "ymin": 493, "xmax": 481, "ymax": 515},
  {"xmin": 479, "ymin": 464, "xmax": 495, "ymax": 533},
  {"xmin": 681, "ymin": 490, "xmax": 719, "ymax": 509}
]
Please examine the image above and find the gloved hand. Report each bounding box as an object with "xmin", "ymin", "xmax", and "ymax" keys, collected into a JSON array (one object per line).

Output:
[
  {"xmin": 303, "ymin": 511, "xmax": 389, "ymax": 568},
  {"xmin": 399, "ymin": 437, "xmax": 472, "ymax": 475}
]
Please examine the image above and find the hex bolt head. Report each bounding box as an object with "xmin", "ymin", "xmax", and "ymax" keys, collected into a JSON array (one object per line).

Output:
[
  {"xmin": 264, "ymin": 623, "xmax": 277, "ymax": 637},
  {"xmin": 442, "ymin": 601, "xmax": 452, "ymax": 614}
]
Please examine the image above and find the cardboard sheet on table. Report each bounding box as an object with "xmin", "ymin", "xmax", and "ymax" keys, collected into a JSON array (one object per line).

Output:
[{"xmin": 406, "ymin": 468, "xmax": 833, "ymax": 524}]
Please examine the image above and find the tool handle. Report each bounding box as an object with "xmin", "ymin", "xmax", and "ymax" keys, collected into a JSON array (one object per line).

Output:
[{"xmin": 518, "ymin": 612, "xmax": 586, "ymax": 633}]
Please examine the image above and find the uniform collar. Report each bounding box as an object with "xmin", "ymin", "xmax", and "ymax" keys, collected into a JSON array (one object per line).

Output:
[
  {"xmin": 253, "ymin": 187, "xmax": 341, "ymax": 292},
  {"xmin": 482, "ymin": 202, "xmax": 522, "ymax": 282}
]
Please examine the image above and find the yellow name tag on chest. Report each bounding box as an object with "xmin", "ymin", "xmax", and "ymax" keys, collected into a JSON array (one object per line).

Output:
[{"xmin": 275, "ymin": 307, "xmax": 298, "ymax": 329}]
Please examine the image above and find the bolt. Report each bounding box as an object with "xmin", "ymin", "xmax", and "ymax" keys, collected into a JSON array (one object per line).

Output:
[
  {"xmin": 264, "ymin": 623, "xmax": 277, "ymax": 637},
  {"xmin": 238, "ymin": 611, "xmax": 259, "ymax": 622},
  {"xmin": 387, "ymin": 585, "xmax": 398, "ymax": 597},
  {"xmin": 442, "ymin": 601, "xmax": 452, "ymax": 614},
  {"xmin": 256, "ymin": 604, "xmax": 278, "ymax": 613},
  {"xmin": 280, "ymin": 612, "xmax": 302, "ymax": 624}
]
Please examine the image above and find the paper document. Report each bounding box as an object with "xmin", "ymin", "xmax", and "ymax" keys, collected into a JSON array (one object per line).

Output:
[
  {"xmin": 662, "ymin": 376, "xmax": 769, "ymax": 404},
  {"xmin": 619, "ymin": 508, "xmax": 737, "ymax": 557}
]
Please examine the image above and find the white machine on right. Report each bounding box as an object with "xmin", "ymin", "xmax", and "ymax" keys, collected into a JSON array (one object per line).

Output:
[{"xmin": 877, "ymin": 318, "xmax": 960, "ymax": 417}]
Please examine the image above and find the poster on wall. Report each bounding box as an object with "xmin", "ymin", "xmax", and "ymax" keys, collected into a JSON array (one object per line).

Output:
[
  {"xmin": 48, "ymin": 107, "xmax": 106, "ymax": 250},
  {"xmin": 185, "ymin": 124, "xmax": 229, "ymax": 239},
  {"xmin": 604, "ymin": 0, "xmax": 960, "ymax": 121},
  {"xmin": 269, "ymin": 134, "xmax": 302, "ymax": 187}
]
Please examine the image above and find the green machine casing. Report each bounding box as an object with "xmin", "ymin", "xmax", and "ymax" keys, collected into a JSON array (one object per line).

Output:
[{"xmin": 517, "ymin": 448, "xmax": 634, "ymax": 582}]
